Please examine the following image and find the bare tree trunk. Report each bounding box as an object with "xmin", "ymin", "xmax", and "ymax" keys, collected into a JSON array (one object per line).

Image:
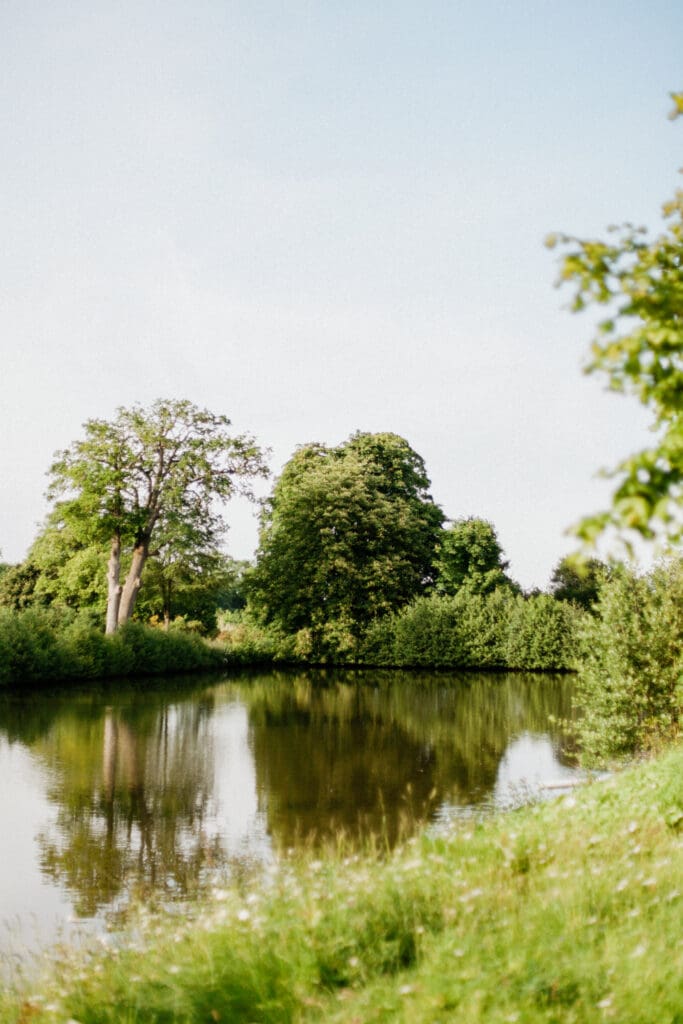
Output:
[
  {"xmin": 105, "ymin": 535, "xmax": 122, "ymax": 635},
  {"xmin": 118, "ymin": 538, "xmax": 150, "ymax": 625}
]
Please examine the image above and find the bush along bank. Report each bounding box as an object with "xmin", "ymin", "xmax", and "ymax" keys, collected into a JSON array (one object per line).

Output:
[
  {"xmin": 4, "ymin": 739, "xmax": 683, "ymax": 1024},
  {"xmin": 574, "ymin": 559, "xmax": 683, "ymax": 765},
  {"xmin": 359, "ymin": 590, "xmax": 580, "ymax": 670},
  {"xmin": 219, "ymin": 591, "xmax": 582, "ymax": 671},
  {"xmin": 0, "ymin": 607, "xmax": 225, "ymax": 687}
]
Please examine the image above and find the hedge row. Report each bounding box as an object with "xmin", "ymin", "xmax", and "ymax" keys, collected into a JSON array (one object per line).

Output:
[
  {"xmin": 0, "ymin": 608, "xmax": 224, "ymax": 688},
  {"xmin": 358, "ymin": 590, "xmax": 579, "ymax": 670}
]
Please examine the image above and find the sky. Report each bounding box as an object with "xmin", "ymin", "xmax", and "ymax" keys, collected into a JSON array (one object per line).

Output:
[{"xmin": 1, "ymin": 1, "xmax": 682, "ymax": 590}]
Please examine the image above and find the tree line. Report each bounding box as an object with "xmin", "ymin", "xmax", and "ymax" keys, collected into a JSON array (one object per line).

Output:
[{"xmin": 0, "ymin": 400, "xmax": 602, "ymax": 653}]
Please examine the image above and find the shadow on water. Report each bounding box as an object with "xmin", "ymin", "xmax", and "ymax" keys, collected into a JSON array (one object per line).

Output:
[{"xmin": 0, "ymin": 668, "xmax": 576, "ymax": 955}]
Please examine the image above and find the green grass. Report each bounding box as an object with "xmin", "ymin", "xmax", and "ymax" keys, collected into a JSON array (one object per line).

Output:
[{"xmin": 3, "ymin": 744, "xmax": 683, "ymax": 1023}]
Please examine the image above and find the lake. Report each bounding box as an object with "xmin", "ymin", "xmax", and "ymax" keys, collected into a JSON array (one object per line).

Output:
[{"xmin": 0, "ymin": 668, "xmax": 577, "ymax": 967}]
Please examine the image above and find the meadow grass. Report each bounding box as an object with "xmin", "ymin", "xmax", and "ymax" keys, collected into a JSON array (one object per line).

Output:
[{"xmin": 2, "ymin": 744, "xmax": 682, "ymax": 1023}]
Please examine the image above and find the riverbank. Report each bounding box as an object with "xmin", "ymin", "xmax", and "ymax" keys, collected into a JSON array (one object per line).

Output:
[
  {"xmin": 0, "ymin": 595, "xmax": 579, "ymax": 691},
  {"xmin": 3, "ymin": 742, "xmax": 681, "ymax": 1023}
]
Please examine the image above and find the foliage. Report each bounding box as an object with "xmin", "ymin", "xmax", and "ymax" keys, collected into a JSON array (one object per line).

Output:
[
  {"xmin": 549, "ymin": 555, "xmax": 607, "ymax": 610},
  {"xmin": 216, "ymin": 611, "xmax": 285, "ymax": 665},
  {"xmin": 436, "ymin": 517, "xmax": 518, "ymax": 596},
  {"xmin": 0, "ymin": 607, "xmax": 224, "ymax": 687},
  {"xmin": 505, "ymin": 593, "xmax": 579, "ymax": 670},
  {"xmin": 360, "ymin": 590, "xmax": 578, "ymax": 670},
  {"xmin": 547, "ymin": 106, "xmax": 683, "ymax": 549},
  {"xmin": 27, "ymin": 513, "xmax": 109, "ymax": 613},
  {"xmin": 137, "ymin": 551, "xmax": 249, "ymax": 635},
  {"xmin": 575, "ymin": 559, "xmax": 683, "ymax": 763},
  {"xmin": 47, "ymin": 398, "xmax": 267, "ymax": 631},
  {"xmin": 249, "ymin": 432, "xmax": 444, "ymax": 657},
  {"xmin": 0, "ymin": 559, "xmax": 44, "ymax": 610},
  {"xmin": 6, "ymin": 742, "xmax": 683, "ymax": 1024}
]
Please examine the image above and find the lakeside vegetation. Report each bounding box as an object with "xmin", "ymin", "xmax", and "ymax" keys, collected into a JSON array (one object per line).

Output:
[
  {"xmin": 1, "ymin": 556, "xmax": 682, "ymax": 771},
  {"xmin": 2, "ymin": 737, "xmax": 682, "ymax": 1024},
  {"xmin": 1, "ymin": 103, "xmax": 682, "ymax": 1021}
]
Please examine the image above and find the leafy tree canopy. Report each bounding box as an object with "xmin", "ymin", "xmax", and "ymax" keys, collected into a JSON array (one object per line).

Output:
[
  {"xmin": 549, "ymin": 556, "xmax": 607, "ymax": 611},
  {"xmin": 547, "ymin": 95, "xmax": 683, "ymax": 550},
  {"xmin": 435, "ymin": 517, "xmax": 518, "ymax": 596},
  {"xmin": 0, "ymin": 560, "xmax": 43, "ymax": 611},
  {"xmin": 249, "ymin": 432, "xmax": 444, "ymax": 652},
  {"xmin": 46, "ymin": 399, "xmax": 268, "ymax": 632}
]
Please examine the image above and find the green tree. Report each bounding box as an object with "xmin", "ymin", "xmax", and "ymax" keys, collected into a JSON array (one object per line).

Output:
[
  {"xmin": 435, "ymin": 517, "xmax": 517, "ymax": 596},
  {"xmin": 547, "ymin": 94, "xmax": 683, "ymax": 549},
  {"xmin": 549, "ymin": 556, "xmax": 606, "ymax": 611},
  {"xmin": 47, "ymin": 400, "xmax": 267, "ymax": 633},
  {"xmin": 249, "ymin": 432, "xmax": 444, "ymax": 656},
  {"xmin": 0, "ymin": 559, "xmax": 44, "ymax": 610},
  {"xmin": 137, "ymin": 548, "xmax": 248, "ymax": 634}
]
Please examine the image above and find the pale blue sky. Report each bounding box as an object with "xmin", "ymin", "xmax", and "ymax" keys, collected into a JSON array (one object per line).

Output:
[{"xmin": 1, "ymin": 1, "xmax": 681, "ymax": 587}]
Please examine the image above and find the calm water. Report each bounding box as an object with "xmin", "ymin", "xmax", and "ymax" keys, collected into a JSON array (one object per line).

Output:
[{"xmin": 0, "ymin": 668, "xmax": 577, "ymax": 965}]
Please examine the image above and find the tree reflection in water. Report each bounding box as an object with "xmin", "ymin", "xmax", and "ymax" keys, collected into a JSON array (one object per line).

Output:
[
  {"xmin": 32, "ymin": 695, "xmax": 223, "ymax": 918},
  {"xmin": 241, "ymin": 670, "xmax": 575, "ymax": 849},
  {"xmin": 0, "ymin": 670, "xmax": 575, "ymax": 925}
]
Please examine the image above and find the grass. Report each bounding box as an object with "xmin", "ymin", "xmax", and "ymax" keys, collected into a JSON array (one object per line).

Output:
[{"xmin": 3, "ymin": 744, "xmax": 683, "ymax": 1023}]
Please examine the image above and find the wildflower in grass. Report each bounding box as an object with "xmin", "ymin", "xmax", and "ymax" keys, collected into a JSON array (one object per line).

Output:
[{"xmin": 236, "ymin": 909, "xmax": 250, "ymax": 922}]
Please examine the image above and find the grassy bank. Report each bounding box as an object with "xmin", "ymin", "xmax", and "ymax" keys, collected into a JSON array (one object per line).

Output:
[{"xmin": 3, "ymin": 743, "xmax": 682, "ymax": 1023}]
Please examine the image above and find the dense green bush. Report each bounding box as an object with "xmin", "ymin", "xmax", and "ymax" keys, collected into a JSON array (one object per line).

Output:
[
  {"xmin": 359, "ymin": 590, "xmax": 578, "ymax": 670},
  {"xmin": 505, "ymin": 594, "xmax": 578, "ymax": 670},
  {"xmin": 575, "ymin": 560, "xmax": 683, "ymax": 763},
  {"xmin": 0, "ymin": 606, "xmax": 67, "ymax": 684},
  {"xmin": 0, "ymin": 607, "xmax": 224, "ymax": 688}
]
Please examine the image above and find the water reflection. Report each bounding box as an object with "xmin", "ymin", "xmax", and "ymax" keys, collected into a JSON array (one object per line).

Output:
[
  {"xmin": 244, "ymin": 670, "xmax": 575, "ymax": 846},
  {"xmin": 33, "ymin": 699, "xmax": 223, "ymax": 918},
  {"xmin": 0, "ymin": 670, "xmax": 575, "ymax": 957}
]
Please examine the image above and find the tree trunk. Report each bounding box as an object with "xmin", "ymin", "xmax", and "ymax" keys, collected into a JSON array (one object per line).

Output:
[
  {"xmin": 118, "ymin": 538, "xmax": 150, "ymax": 626},
  {"xmin": 105, "ymin": 535, "xmax": 122, "ymax": 635}
]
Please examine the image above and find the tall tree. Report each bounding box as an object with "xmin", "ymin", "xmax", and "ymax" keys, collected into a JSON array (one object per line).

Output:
[
  {"xmin": 249, "ymin": 432, "xmax": 443, "ymax": 653},
  {"xmin": 546, "ymin": 93, "xmax": 683, "ymax": 550},
  {"xmin": 47, "ymin": 400, "xmax": 267, "ymax": 633},
  {"xmin": 549, "ymin": 556, "xmax": 606, "ymax": 611},
  {"xmin": 435, "ymin": 517, "xmax": 517, "ymax": 596}
]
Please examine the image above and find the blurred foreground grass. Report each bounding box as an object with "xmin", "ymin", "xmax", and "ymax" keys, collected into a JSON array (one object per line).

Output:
[{"xmin": 3, "ymin": 744, "xmax": 682, "ymax": 1023}]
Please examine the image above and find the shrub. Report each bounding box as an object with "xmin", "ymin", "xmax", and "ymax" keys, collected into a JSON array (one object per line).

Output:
[
  {"xmin": 576, "ymin": 560, "xmax": 683, "ymax": 763},
  {"xmin": 358, "ymin": 589, "xmax": 577, "ymax": 670},
  {"xmin": 0, "ymin": 606, "xmax": 66, "ymax": 685},
  {"xmin": 505, "ymin": 594, "xmax": 579, "ymax": 670},
  {"xmin": 0, "ymin": 609, "xmax": 224, "ymax": 688}
]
